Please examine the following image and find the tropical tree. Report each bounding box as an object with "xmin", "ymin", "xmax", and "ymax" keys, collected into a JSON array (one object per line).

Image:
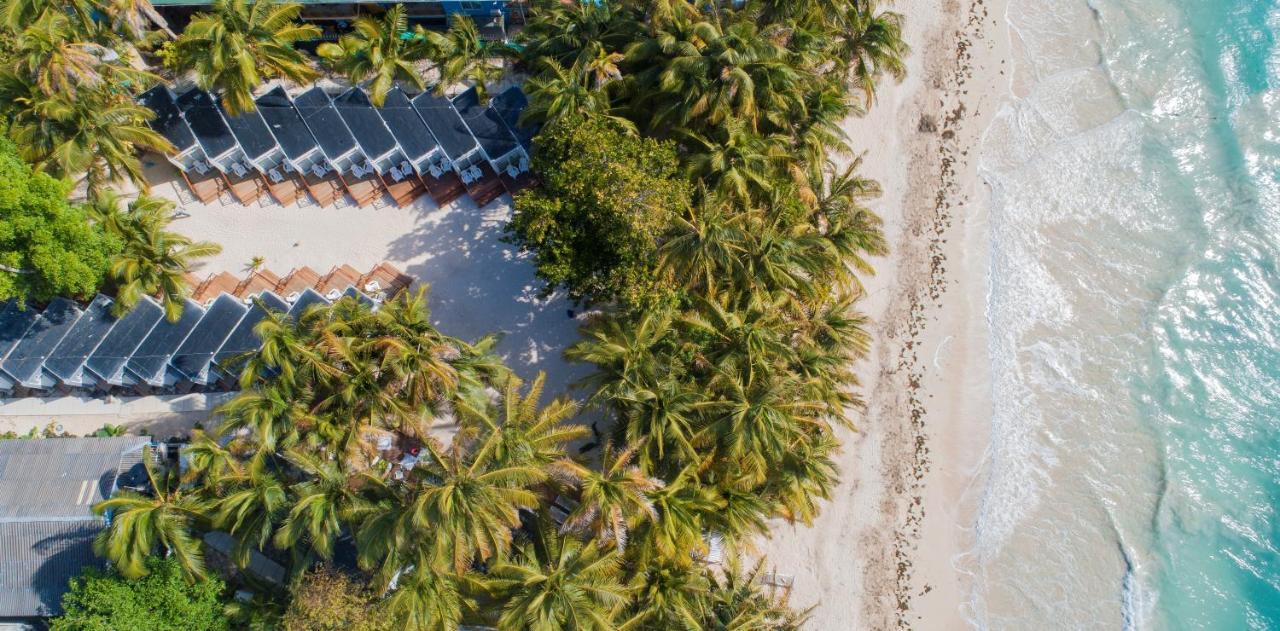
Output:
[
  {"xmin": 700, "ymin": 555, "xmax": 808, "ymax": 630},
  {"xmin": 92, "ymin": 446, "xmax": 208, "ymax": 581},
  {"xmin": 551, "ymin": 442, "xmax": 661, "ymax": 550},
  {"xmin": 521, "ymin": 59, "xmax": 631, "ymax": 131},
  {"xmin": 424, "ymin": 14, "xmax": 513, "ymax": 100},
  {"xmin": 316, "ymin": 4, "xmax": 432, "ymax": 106},
  {"xmin": 830, "ymin": 0, "xmax": 909, "ymax": 105},
  {"xmin": 160, "ymin": 0, "xmax": 320, "ymax": 114},
  {"xmin": 52, "ymin": 558, "xmax": 230, "ymax": 631},
  {"xmin": 2, "ymin": 80, "xmax": 172, "ymax": 191},
  {"xmin": 0, "ymin": 139, "xmax": 118, "ymax": 305},
  {"xmin": 487, "ymin": 520, "xmax": 630, "ymax": 631},
  {"xmin": 621, "ymin": 560, "xmax": 709, "ymax": 630},
  {"xmin": 102, "ymin": 194, "xmax": 221, "ymax": 321},
  {"xmin": 463, "ymin": 372, "xmax": 588, "ymax": 471}
]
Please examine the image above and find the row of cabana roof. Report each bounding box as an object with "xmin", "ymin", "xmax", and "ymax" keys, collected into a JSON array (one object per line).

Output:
[
  {"xmin": 0, "ymin": 282, "xmax": 385, "ymax": 397},
  {"xmin": 140, "ymin": 83, "xmax": 537, "ymax": 209}
]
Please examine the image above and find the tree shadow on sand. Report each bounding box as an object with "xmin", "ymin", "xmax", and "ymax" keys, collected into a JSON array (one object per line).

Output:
[{"xmin": 385, "ymin": 198, "xmax": 593, "ymax": 401}]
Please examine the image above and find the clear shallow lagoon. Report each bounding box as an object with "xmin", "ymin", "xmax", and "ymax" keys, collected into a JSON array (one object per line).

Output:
[{"xmin": 976, "ymin": 0, "xmax": 1280, "ymax": 627}]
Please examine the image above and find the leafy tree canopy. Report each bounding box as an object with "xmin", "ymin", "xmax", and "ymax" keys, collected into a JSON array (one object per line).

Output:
[
  {"xmin": 506, "ymin": 115, "xmax": 689, "ymax": 306},
  {"xmin": 51, "ymin": 557, "xmax": 230, "ymax": 631},
  {"xmin": 0, "ymin": 137, "xmax": 118, "ymax": 305}
]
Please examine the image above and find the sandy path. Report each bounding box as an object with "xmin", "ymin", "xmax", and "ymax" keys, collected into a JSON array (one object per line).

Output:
[{"xmin": 754, "ymin": 0, "xmax": 1011, "ymax": 628}]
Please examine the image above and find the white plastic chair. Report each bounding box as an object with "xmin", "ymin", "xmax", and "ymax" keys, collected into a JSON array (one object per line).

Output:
[
  {"xmin": 191, "ymin": 161, "xmax": 209, "ymax": 175},
  {"xmin": 518, "ymin": 157, "xmax": 529, "ymax": 172},
  {"xmin": 267, "ymin": 169, "xmax": 284, "ymax": 184},
  {"xmin": 460, "ymin": 169, "xmax": 474, "ymax": 185},
  {"xmin": 469, "ymin": 166, "xmax": 482, "ymax": 180},
  {"xmin": 231, "ymin": 162, "xmax": 248, "ymax": 177},
  {"xmin": 428, "ymin": 164, "xmax": 444, "ymax": 179},
  {"xmin": 311, "ymin": 164, "xmax": 326, "ymax": 178},
  {"xmin": 506, "ymin": 164, "xmax": 519, "ymax": 178},
  {"xmin": 389, "ymin": 167, "xmax": 404, "ymax": 182}
]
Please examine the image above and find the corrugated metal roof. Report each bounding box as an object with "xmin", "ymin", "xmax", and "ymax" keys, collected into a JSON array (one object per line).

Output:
[
  {"xmin": 0, "ymin": 437, "xmax": 150, "ymax": 618},
  {"xmin": 0, "ymin": 437, "xmax": 150, "ymax": 521},
  {"xmin": 0, "ymin": 520, "xmax": 102, "ymax": 617}
]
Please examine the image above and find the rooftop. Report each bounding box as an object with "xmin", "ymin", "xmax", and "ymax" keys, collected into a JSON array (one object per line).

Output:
[{"xmin": 0, "ymin": 436, "xmax": 151, "ymax": 618}]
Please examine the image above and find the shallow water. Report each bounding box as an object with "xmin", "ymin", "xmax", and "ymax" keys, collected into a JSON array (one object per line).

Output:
[{"xmin": 975, "ymin": 0, "xmax": 1280, "ymax": 627}]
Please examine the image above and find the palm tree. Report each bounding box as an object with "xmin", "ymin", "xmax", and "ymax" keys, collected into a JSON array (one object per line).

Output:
[
  {"xmin": 412, "ymin": 439, "xmax": 544, "ymax": 572},
  {"xmin": 316, "ymin": 4, "xmax": 432, "ymax": 106},
  {"xmin": 2, "ymin": 0, "xmax": 99, "ymax": 34},
  {"xmin": 92, "ymin": 446, "xmax": 207, "ymax": 581},
  {"xmin": 463, "ymin": 372, "xmax": 588, "ymax": 471},
  {"xmin": 519, "ymin": 0, "xmax": 636, "ymax": 70},
  {"xmin": 681, "ymin": 122, "xmax": 787, "ymax": 205},
  {"xmin": 161, "ymin": 0, "xmax": 320, "ymax": 114},
  {"xmin": 2, "ymin": 81, "xmax": 172, "ymax": 192},
  {"xmin": 522, "ymin": 59, "xmax": 633, "ymax": 132},
  {"xmin": 274, "ymin": 448, "xmax": 361, "ymax": 560},
  {"xmin": 831, "ymin": 0, "xmax": 909, "ymax": 106},
  {"xmin": 106, "ymin": 196, "xmax": 221, "ymax": 321},
  {"xmin": 487, "ymin": 519, "xmax": 630, "ymax": 631},
  {"xmin": 108, "ymin": 0, "xmax": 176, "ymax": 40},
  {"xmin": 424, "ymin": 14, "xmax": 513, "ymax": 100},
  {"xmin": 701, "ymin": 554, "xmax": 809, "ymax": 630},
  {"xmin": 658, "ymin": 199, "xmax": 748, "ymax": 298},
  {"xmin": 384, "ymin": 560, "xmax": 474, "ymax": 631},
  {"xmin": 212, "ymin": 456, "xmax": 287, "ymax": 568},
  {"xmin": 629, "ymin": 468, "xmax": 719, "ymax": 566},
  {"xmin": 10, "ymin": 12, "xmax": 149, "ymax": 98},
  {"xmin": 620, "ymin": 560, "xmax": 710, "ymax": 630},
  {"xmin": 550, "ymin": 442, "xmax": 661, "ymax": 550}
]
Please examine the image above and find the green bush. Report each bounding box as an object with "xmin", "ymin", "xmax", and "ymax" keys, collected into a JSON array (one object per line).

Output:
[
  {"xmin": 51, "ymin": 557, "xmax": 229, "ymax": 631},
  {"xmin": 506, "ymin": 115, "xmax": 689, "ymax": 306}
]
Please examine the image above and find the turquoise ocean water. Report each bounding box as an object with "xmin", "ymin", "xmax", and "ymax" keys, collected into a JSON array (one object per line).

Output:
[{"xmin": 976, "ymin": 0, "xmax": 1280, "ymax": 628}]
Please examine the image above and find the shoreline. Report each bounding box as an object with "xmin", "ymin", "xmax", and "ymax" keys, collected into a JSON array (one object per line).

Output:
[{"xmin": 755, "ymin": 0, "xmax": 1009, "ymax": 627}]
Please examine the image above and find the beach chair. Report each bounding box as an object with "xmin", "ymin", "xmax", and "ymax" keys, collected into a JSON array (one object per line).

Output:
[
  {"xmin": 267, "ymin": 168, "xmax": 284, "ymax": 184},
  {"xmin": 231, "ymin": 162, "xmax": 249, "ymax": 177},
  {"xmin": 460, "ymin": 169, "xmax": 475, "ymax": 185},
  {"xmin": 192, "ymin": 160, "xmax": 210, "ymax": 175},
  {"xmin": 428, "ymin": 164, "xmax": 444, "ymax": 178}
]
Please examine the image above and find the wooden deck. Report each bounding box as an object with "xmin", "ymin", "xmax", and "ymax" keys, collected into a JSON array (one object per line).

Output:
[
  {"xmin": 264, "ymin": 172, "xmax": 308, "ymax": 206},
  {"xmin": 181, "ymin": 169, "xmax": 225, "ymax": 204},
  {"xmin": 421, "ymin": 171, "xmax": 467, "ymax": 206},
  {"xmin": 465, "ymin": 163, "xmax": 507, "ymax": 208},
  {"xmin": 500, "ymin": 170, "xmax": 538, "ymax": 196},
  {"xmin": 340, "ymin": 170, "xmax": 384, "ymax": 207},
  {"xmin": 277, "ymin": 266, "xmax": 321, "ymax": 298},
  {"xmin": 301, "ymin": 171, "xmax": 344, "ymax": 207},
  {"xmin": 381, "ymin": 171, "xmax": 427, "ymax": 207},
  {"xmin": 223, "ymin": 171, "xmax": 267, "ymax": 204}
]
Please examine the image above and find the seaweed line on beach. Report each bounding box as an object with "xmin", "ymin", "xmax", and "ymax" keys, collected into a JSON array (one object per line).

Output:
[{"xmin": 863, "ymin": 0, "xmax": 992, "ymax": 627}]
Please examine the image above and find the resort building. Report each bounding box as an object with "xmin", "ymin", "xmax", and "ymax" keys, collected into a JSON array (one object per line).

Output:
[
  {"xmin": 0, "ymin": 264, "xmax": 411, "ymax": 398},
  {"xmin": 0, "ymin": 436, "xmax": 152, "ymax": 623},
  {"xmin": 140, "ymin": 83, "xmax": 535, "ymax": 208}
]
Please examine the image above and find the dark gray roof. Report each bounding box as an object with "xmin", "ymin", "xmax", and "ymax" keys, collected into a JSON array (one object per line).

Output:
[
  {"xmin": 138, "ymin": 86, "xmax": 198, "ymax": 153},
  {"xmin": 256, "ymin": 87, "xmax": 320, "ymax": 160},
  {"xmin": 218, "ymin": 102, "xmax": 279, "ymax": 161},
  {"xmin": 491, "ymin": 86, "xmax": 536, "ymax": 150},
  {"xmin": 0, "ymin": 436, "xmax": 150, "ymax": 618},
  {"xmin": 333, "ymin": 89, "xmax": 398, "ymax": 159},
  {"xmin": 287, "ymin": 288, "xmax": 328, "ymax": 319},
  {"xmin": 176, "ymin": 89, "xmax": 238, "ymax": 159},
  {"xmin": 412, "ymin": 91, "xmax": 479, "ymax": 161},
  {"xmin": 453, "ymin": 87, "xmax": 519, "ymax": 160},
  {"xmin": 293, "ymin": 87, "xmax": 358, "ymax": 160},
  {"xmin": 0, "ymin": 301, "xmax": 42, "ymax": 364},
  {"xmin": 170, "ymin": 294, "xmax": 248, "ymax": 384},
  {"xmin": 125, "ymin": 299, "xmax": 205, "ymax": 386},
  {"xmin": 0, "ymin": 299, "xmax": 82, "ymax": 388},
  {"xmin": 43, "ymin": 295, "xmax": 117, "ymax": 385},
  {"xmin": 213, "ymin": 292, "xmax": 289, "ymax": 379},
  {"xmin": 377, "ymin": 88, "xmax": 440, "ymax": 162},
  {"xmin": 84, "ymin": 297, "xmax": 163, "ymax": 386}
]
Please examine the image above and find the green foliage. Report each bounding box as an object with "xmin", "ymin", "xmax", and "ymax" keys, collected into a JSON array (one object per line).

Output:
[
  {"xmin": 316, "ymin": 4, "xmax": 432, "ymax": 106},
  {"xmin": 281, "ymin": 566, "xmax": 391, "ymax": 631},
  {"xmin": 160, "ymin": 0, "xmax": 319, "ymax": 114},
  {"xmin": 89, "ymin": 192, "xmax": 221, "ymax": 321},
  {"xmin": 51, "ymin": 557, "xmax": 229, "ymax": 631},
  {"xmin": 0, "ymin": 138, "xmax": 118, "ymax": 305},
  {"xmin": 506, "ymin": 115, "xmax": 689, "ymax": 305}
]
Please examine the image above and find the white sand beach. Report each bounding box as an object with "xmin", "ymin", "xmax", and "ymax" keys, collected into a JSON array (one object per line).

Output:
[
  {"xmin": 143, "ymin": 160, "xmax": 593, "ymax": 401},
  {"xmin": 753, "ymin": 0, "xmax": 1010, "ymax": 627}
]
